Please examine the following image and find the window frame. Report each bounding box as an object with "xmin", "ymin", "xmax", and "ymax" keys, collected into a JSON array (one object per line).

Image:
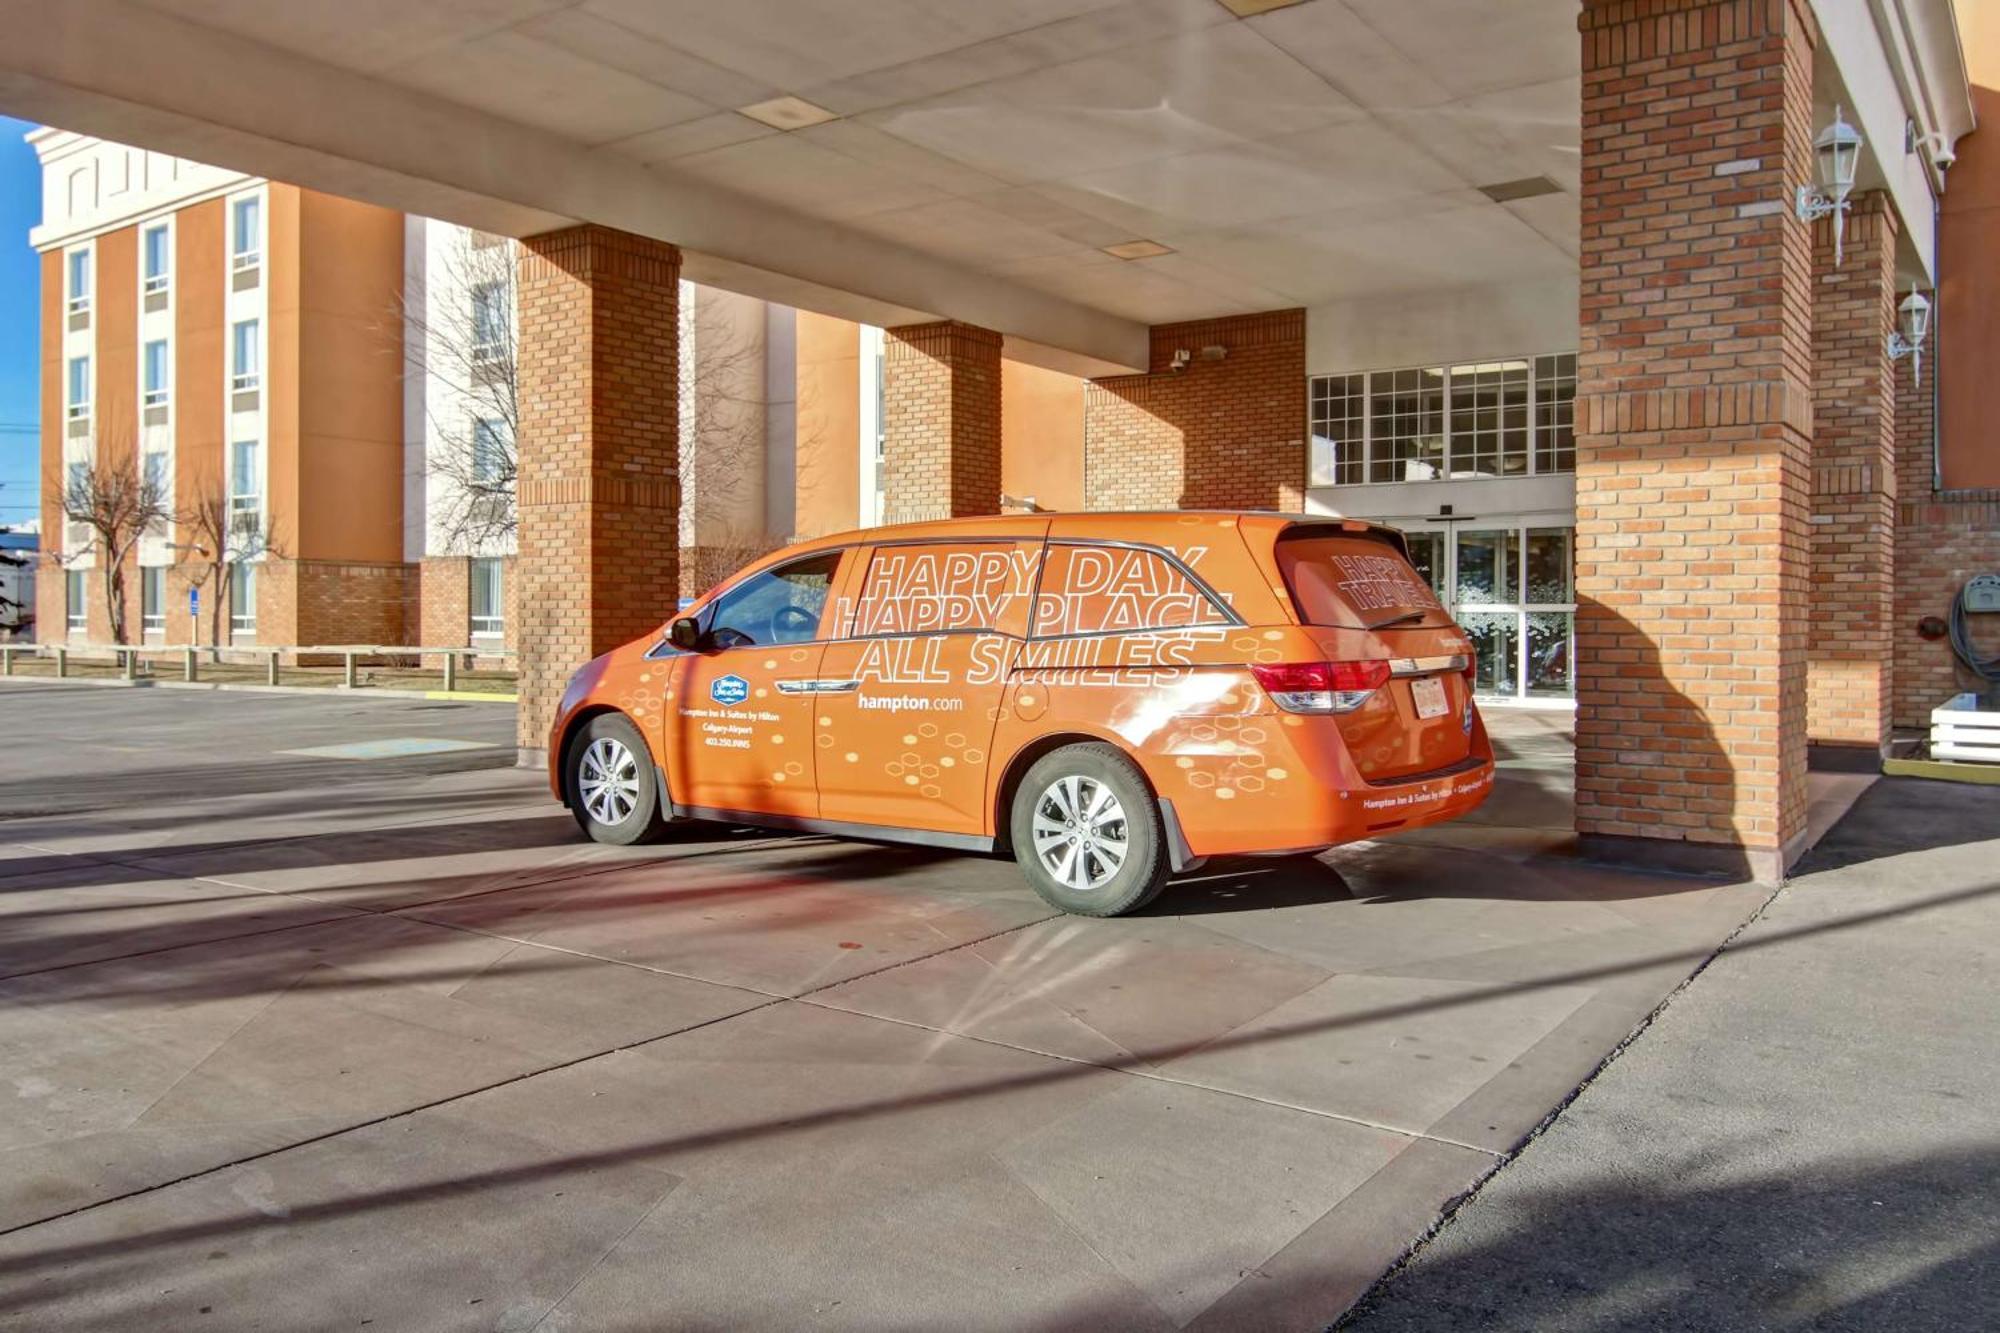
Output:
[
  {"xmin": 1308, "ymin": 353, "xmax": 1578, "ymax": 488},
  {"xmin": 66, "ymin": 569, "xmax": 86, "ymax": 631},
  {"xmin": 469, "ymin": 557, "xmax": 504, "ymax": 638},
  {"xmin": 470, "ymin": 280, "xmax": 508, "ymax": 363},
  {"xmin": 230, "ymin": 195, "xmax": 262, "ymax": 271},
  {"xmin": 231, "ymin": 319, "xmax": 260, "ymax": 392},
  {"xmin": 470, "ymin": 418, "xmax": 507, "ymax": 484},
  {"xmin": 1025, "ymin": 539, "xmax": 1240, "ymax": 642},
  {"xmin": 229, "ymin": 562, "xmax": 257, "ymax": 634},
  {"xmin": 699, "ymin": 551, "xmax": 843, "ymax": 651},
  {"xmin": 229, "ymin": 439, "xmax": 260, "ymax": 524},
  {"xmin": 66, "ymin": 355, "xmax": 91, "ymax": 422},
  {"xmin": 142, "ymin": 222, "xmax": 171, "ymax": 294},
  {"xmin": 65, "ymin": 246, "xmax": 91, "ymax": 317},
  {"xmin": 141, "ymin": 566, "xmax": 165, "ymax": 634},
  {"xmin": 143, "ymin": 338, "xmax": 171, "ymax": 408}
]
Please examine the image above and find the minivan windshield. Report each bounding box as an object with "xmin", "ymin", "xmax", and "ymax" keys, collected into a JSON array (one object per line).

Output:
[{"xmin": 1277, "ymin": 531, "xmax": 1445, "ymax": 630}]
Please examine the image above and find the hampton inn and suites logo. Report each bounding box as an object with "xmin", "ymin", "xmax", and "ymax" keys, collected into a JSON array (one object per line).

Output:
[{"xmin": 710, "ymin": 674, "xmax": 750, "ymax": 707}]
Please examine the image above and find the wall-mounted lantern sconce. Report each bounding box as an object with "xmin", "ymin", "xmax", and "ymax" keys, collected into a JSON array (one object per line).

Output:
[
  {"xmin": 1888, "ymin": 288, "xmax": 1931, "ymax": 385},
  {"xmin": 1795, "ymin": 105, "xmax": 1863, "ymax": 265}
]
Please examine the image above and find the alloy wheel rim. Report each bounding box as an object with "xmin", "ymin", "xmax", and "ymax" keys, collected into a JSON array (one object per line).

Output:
[
  {"xmin": 1031, "ymin": 774, "xmax": 1128, "ymax": 892},
  {"xmin": 579, "ymin": 736, "xmax": 642, "ymax": 826}
]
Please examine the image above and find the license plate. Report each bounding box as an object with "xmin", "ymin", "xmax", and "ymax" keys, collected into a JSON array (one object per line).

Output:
[{"xmin": 1410, "ymin": 675, "xmax": 1449, "ymax": 719}]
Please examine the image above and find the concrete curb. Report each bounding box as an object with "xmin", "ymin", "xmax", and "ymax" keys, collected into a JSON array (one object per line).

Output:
[{"xmin": 0, "ymin": 675, "xmax": 516, "ymax": 704}]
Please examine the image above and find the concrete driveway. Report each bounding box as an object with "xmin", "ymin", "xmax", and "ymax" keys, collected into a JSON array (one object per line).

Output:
[{"xmin": 0, "ymin": 685, "xmax": 1773, "ymax": 1330}]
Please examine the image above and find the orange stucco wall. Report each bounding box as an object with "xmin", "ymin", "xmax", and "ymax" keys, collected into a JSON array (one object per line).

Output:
[
  {"xmin": 296, "ymin": 189, "xmax": 405, "ymax": 563},
  {"xmin": 174, "ymin": 199, "xmax": 225, "ymax": 528},
  {"xmin": 794, "ymin": 311, "xmax": 860, "ymax": 537},
  {"xmin": 1001, "ymin": 359, "xmax": 1084, "ymax": 512},
  {"xmin": 1940, "ymin": 8, "xmax": 2000, "ymax": 490}
]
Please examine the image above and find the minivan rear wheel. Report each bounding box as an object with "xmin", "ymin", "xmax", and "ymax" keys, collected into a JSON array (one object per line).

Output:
[
  {"xmin": 567, "ymin": 713, "xmax": 667, "ymax": 846},
  {"xmin": 1010, "ymin": 744, "xmax": 1170, "ymax": 917}
]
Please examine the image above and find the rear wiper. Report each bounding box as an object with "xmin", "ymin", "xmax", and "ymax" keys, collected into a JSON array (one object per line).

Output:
[{"xmin": 1364, "ymin": 610, "xmax": 1426, "ymax": 631}]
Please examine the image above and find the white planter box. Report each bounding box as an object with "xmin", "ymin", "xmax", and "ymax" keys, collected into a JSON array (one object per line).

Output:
[{"xmin": 1932, "ymin": 693, "xmax": 2000, "ymax": 763}]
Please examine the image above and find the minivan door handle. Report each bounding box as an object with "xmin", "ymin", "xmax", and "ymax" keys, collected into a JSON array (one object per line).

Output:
[{"xmin": 776, "ymin": 679, "xmax": 861, "ymax": 695}]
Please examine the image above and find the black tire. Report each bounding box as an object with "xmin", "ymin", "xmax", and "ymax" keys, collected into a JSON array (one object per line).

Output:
[
  {"xmin": 1009, "ymin": 743, "xmax": 1170, "ymax": 917},
  {"xmin": 566, "ymin": 713, "xmax": 668, "ymax": 846}
]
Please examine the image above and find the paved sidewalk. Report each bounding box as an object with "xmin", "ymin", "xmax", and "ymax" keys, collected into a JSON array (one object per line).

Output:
[{"xmin": 1342, "ymin": 776, "xmax": 2000, "ymax": 1331}]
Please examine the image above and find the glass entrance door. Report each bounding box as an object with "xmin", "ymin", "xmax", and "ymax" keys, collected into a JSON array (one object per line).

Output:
[{"xmin": 1403, "ymin": 523, "xmax": 1574, "ymax": 701}]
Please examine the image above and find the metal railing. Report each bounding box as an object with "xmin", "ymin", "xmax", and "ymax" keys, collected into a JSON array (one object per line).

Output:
[{"xmin": 0, "ymin": 642, "xmax": 515, "ymax": 692}]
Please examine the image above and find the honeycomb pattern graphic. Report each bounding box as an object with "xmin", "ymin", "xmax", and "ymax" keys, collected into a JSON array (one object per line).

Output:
[{"xmin": 880, "ymin": 718, "xmax": 984, "ymax": 801}]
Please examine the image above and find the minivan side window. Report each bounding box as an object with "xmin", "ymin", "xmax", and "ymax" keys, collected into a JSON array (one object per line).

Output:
[
  {"xmin": 705, "ymin": 553, "xmax": 840, "ymax": 649},
  {"xmin": 1032, "ymin": 543, "xmax": 1230, "ymax": 638},
  {"xmin": 854, "ymin": 542, "xmax": 1038, "ymax": 638}
]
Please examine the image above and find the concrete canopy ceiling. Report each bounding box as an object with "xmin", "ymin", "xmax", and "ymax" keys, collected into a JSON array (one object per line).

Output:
[{"xmin": 76, "ymin": 0, "xmax": 1582, "ymax": 349}]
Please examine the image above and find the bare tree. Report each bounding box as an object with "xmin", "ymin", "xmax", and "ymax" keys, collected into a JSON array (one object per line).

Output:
[
  {"xmin": 397, "ymin": 228, "xmax": 519, "ymax": 554},
  {"xmin": 59, "ymin": 458, "xmax": 170, "ymax": 644},
  {"xmin": 176, "ymin": 469, "xmax": 285, "ymax": 648},
  {"xmin": 399, "ymin": 228, "xmax": 793, "ymax": 590},
  {"xmin": 0, "ymin": 484, "xmax": 30, "ymax": 639}
]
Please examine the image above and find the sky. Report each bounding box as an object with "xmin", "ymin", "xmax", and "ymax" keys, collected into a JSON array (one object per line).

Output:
[{"xmin": 0, "ymin": 116, "xmax": 38, "ymax": 531}]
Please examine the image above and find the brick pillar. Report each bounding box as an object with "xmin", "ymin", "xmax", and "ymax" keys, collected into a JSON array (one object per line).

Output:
[
  {"xmin": 1575, "ymin": 0, "xmax": 1816, "ymax": 882},
  {"xmin": 1807, "ymin": 195, "xmax": 1897, "ymax": 758},
  {"xmin": 882, "ymin": 320, "xmax": 1001, "ymax": 524},
  {"xmin": 515, "ymin": 226, "xmax": 681, "ymax": 758}
]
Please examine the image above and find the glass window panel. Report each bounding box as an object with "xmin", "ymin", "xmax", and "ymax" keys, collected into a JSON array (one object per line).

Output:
[
  {"xmin": 230, "ymin": 563, "xmax": 256, "ymax": 632},
  {"xmin": 144, "ymin": 225, "xmax": 169, "ymax": 282},
  {"xmin": 1368, "ymin": 366, "xmax": 1445, "ymax": 482},
  {"xmin": 68, "ymin": 249, "xmax": 89, "ymax": 301},
  {"xmin": 1403, "ymin": 531, "xmax": 1447, "ymax": 602},
  {"xmin": 1458, "ymin": 611, "xmax": 1518, "ymax": 697},
  {"xmin": 706, "ymin": 553, "xmax": 840, "ymax": 648},
  {"xmin": 67, "ymin": 570, "xmax": 85, "ymax": 628},
  {"xmin": 232, "ymin": 197, "xmax": 259, "ymax": 257},
  {"xmin": 1526, "ymin": 528, "xmax": 1573, "ymax": 605},
  {"xmin": 1526, "ymin": 610, "xmax": 1574, "ymax": 697},
  {"xmin": 144, "ymin": 340, "xmax": 169, "ymax": 398},
  {"xmin": 1453, "ymin": 529, "xmax": 1515, "ymax": 606},
  {"xmin": 67, "ymin": 356, "xmax": 89, "ymax": 409},
  {"xmin": 1307, "ymin": 372, "xmax": 1365, "ymax": 486},
  {"xmin": 1448, "ymin": 361, "xmax": 1529, "ymax": 478},
  {"xmin": 1534, "ymin": 353, "xmax": 1577, "ymax": 474},
  {"xmin": 470, "ymin": 558, "xmax": 504, "ymax": 636},
  {"xmin": 233, "ymin": 320, "xmax": 259, "ymax": 382},
  {"xmin": 472, "ymin": 282, "xmax": 508, "ymax": 356},
  {"xmin": 142, "ymin": 567, "xmax": 164, "ymax": 631}
]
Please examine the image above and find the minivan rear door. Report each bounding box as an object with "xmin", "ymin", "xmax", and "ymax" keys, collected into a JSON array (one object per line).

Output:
[{"xmin": 1275, "ymin": 528, "xmax": 1475, "ymax": 781}]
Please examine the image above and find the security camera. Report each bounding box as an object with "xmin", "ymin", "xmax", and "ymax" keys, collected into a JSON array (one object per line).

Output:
[{"xmin": 1935, "ymin": 149, "xmax": 1957, "ymax": 171}]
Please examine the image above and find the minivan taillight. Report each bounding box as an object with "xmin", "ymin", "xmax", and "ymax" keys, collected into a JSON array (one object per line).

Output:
[{"xmin": 1251, "ymin": 660, "xmax": 1391, "ymax": 714}]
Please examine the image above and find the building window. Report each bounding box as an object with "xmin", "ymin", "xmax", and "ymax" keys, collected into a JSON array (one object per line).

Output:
[
  {"xmin": 143, "ymin": 223, "xmax": 170, "ymax": 294},
  {"xmin": 141, "ymin": 566, "xmax": 165, "ymax": 634},
  {"xmin": 231, "ymin": 196, "xmax": 260, "ymax": 270},
  {"xmin": 232, "ymin": 319, "xmax": 260, "ymax": 391},
  {"xmin": 1308, "ymin": 354, "xmax": 1578, "ymax": 486},
  {"xmin": 471, "ymin": 281, "xmax": 507, "ymax": 362},
  {"xmin": 143, "ymin": 449, "xmax": 168, "ymax": 497},
  {"xmin": 230, "ymin": 440, "xmax": 259, "ymax": 525},
  {"xmin": 144, "ymin": 339, "xmax": 170, "ymax": 408},
  {"xmin": 229, "ymin": 562, "xmax": 256, "ymax": 634},
  {"xmin": 1308, "ymin": 373, "xmax": 1365, "ymax": 487},
  {"xmin": 1533, "ymin": 354, "xmax": 1576, "ymax": 474},
  {"xmin": 66, "ymin": 356, "xmax": 90, "ymax": 422},
  {"xmin": 66, "ymin": 248, "xmax": 90, "ymax": 317},
  {"xmin": 469, "ymin": 558, "xmax": 504, "ymax": 638},
  {"xmin": 471, "ymin": 418, "xmax": 507, "ymax": 483},
  {"xmin": 66, "ymin": 569, "xmax": 85, "ymax": 632}
]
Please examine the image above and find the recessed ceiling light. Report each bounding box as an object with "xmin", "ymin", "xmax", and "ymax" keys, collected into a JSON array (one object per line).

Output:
[
  {"xmin": 1477, "ymin": 175, "xmax": 1563, "ymax": 204},
  {"xmin": 1101, "ymin": 239, "xmax": 1175, "ymax": 260},
  {"xmin": 737, "ymin": 96, "xmax": 839, "ymax": 132},
  {"xmin": 1218, "ymin": 0, "xmax": 1309, "ymax": 16}
]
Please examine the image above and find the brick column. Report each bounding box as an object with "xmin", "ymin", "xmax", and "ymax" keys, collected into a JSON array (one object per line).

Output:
[
  {"xmin": 882, "ymin": 320, "xmax": 1001, "ymax": 523},
  {"xmin": 515, "ymin": 225, "xmax": 681, "ymax": 758},
  {"xmin": 1575, "ymin": 0, "xmax": 1817, "ymax": 882},
  {"xmin": 1807, "ymin": 195, "xmax": 1897, "ymax": 758}
]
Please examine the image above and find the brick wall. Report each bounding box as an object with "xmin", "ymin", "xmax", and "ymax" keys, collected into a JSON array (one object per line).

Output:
[
  {"xmin": 419, "ymin": 555, "xmax": 518, "ymax": 656},
  {"xmin": 290, "ymin": 560, "xmax": 413, "ymax": 646},
  {"xmin": 1806, "ymin": 197, "xmax": 1896, "ymax": 752},
  {"xmin": 1894, "ymin": 495, "xmax": 2000, "ymax": 722},
  {"xmin": 1083, "ymin": 309, "xmax": 1305, "ymax": 511},
  {"xmin": 1574, "ymin": 0, "xmax": 1817, "ymax": 877},
  {"xmin": 516, "ymin": 226, "xmax": 681, "ymax": 754},
  {"xmin": 882, "ymin": 321, "xmax": 1002, "ymax": 523}
]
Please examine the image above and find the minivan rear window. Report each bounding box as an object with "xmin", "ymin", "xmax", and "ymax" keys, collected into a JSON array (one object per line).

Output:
[{"xmin": 1277, "ymin": 531, "xmax": 1444, "ymax": 630}]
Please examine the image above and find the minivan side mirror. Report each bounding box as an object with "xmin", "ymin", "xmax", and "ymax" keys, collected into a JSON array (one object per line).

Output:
[{"xmin": 667, "ymin": 616, "xmax": 704, "ymax": 651}]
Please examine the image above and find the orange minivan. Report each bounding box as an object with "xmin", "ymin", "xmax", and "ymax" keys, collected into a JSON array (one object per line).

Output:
[{"xmin": 549, "ymin": 512, "xmax": 1495, "ymax": 916}]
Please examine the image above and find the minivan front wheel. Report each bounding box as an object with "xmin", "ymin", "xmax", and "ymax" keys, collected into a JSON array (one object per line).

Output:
[
  {"xmin": 1010, "ymin": 744, "xmax": 1170, "ymax": 916},
  {"xmin": 567, "ymin": 713, "xmax": 666, "ymax": 845}
]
